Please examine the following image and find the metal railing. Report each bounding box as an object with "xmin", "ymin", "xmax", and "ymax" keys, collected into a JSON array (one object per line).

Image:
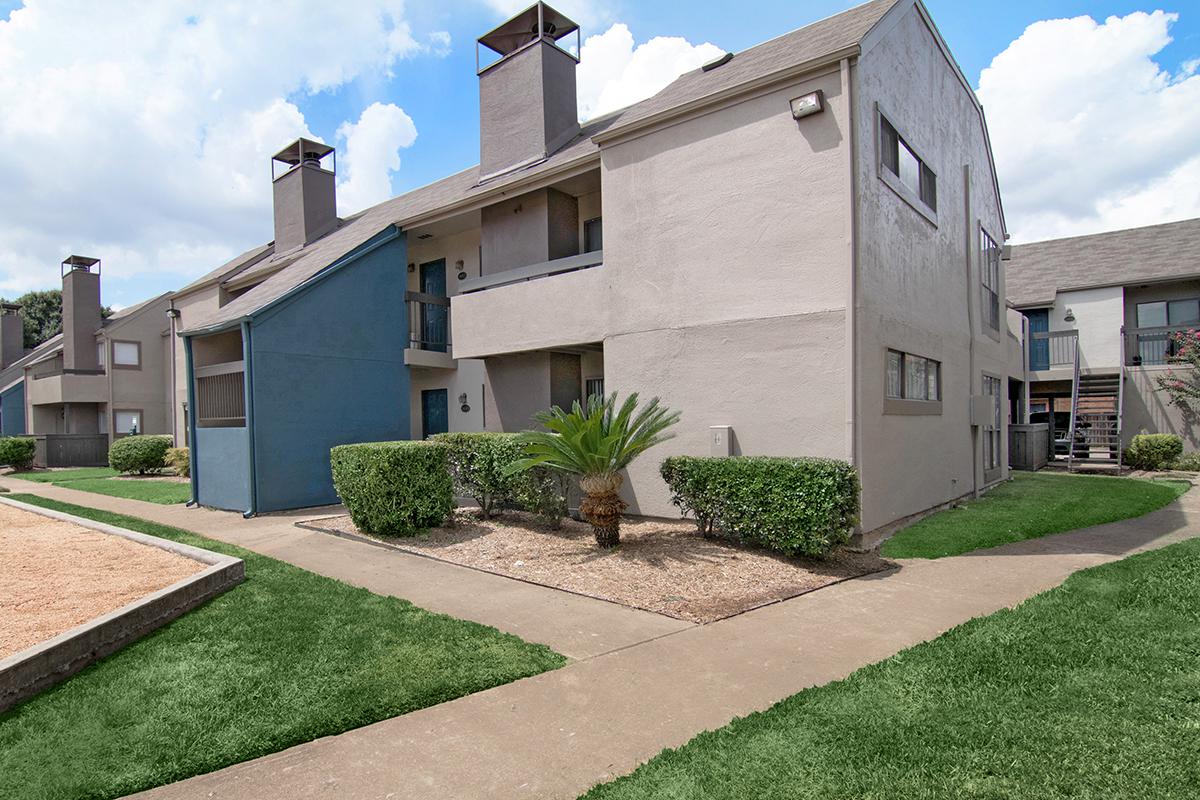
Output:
[
  {"xmin": 1067, "ymin": 334, "xmax": 1081, "ymax": 471},
  {"xmin": 406, "ymin": 291, "xmax": 450, "ymax": 353},
  {"xmin": 1123, "ymin": 324, "xmax": 1199, "ymax": 366},
  {"xmin": 1028, "ymin": 329, "xmax": 1078, "ymax": 371},
  {"xmin": 194, "ymin": 360, "xmax": 245, "ymax": 428},
  {"xmin": 458, "ymin": 250, "xmax": 603, "ymax": 294}
]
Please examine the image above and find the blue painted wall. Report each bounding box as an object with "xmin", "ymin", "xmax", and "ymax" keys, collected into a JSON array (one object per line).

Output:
[
  {"xmin": 1, "ymin": 381, "xmax": 25, "ymax": 436},
  {"xmin": 195, "ymin": 426, "xmax": 252, "ymax": 511},
  {"xmin": 248, "ymin": 230, "xmax": 410, "ymax": 512}
]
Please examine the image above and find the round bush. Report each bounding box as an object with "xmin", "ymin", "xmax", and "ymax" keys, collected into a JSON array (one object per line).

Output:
[
  {"xmin": 331, "ymin": 440, "xmax": 453, "ymax": 536},
  {"xmin": 108, "ymin": 435, "xmax": 172, "ymax": 475},
  {"xmin": 0, "ymin": 436, "xmax": 36, "ymax": 470},
  {"xmin": 1125, "ymin": 434, "xmax": 1183, "ymax": 471}
]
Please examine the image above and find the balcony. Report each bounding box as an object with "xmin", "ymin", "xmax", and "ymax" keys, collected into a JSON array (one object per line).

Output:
[
  {"xmin": 1124, "ymin": 324, "xmax": 1197, "ymax": 367},
  {"xmin": 405, "ymin": 291, "xmax": 454, "ymax": 369},
  {"xmin": 1028, "ymin": 329, "xmax": 1078, "ymax": 373},
  {"xmin": 27, "ymin": 357, "xmax": 107, "ymax": 406},
  {"xmin": 459, "ymin": 250, "xmax": 603, "ymax": 293}
]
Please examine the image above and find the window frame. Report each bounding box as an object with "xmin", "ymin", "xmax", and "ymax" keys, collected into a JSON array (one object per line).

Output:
[
  {"xmin": 584, "ymin": 376, "xmax": 605, "ymax": 401},
  {"xmin": 884, "ymin": 348, "xmax": 942, "ymax": 415},
  {"xmin": 113, "ymin": 408, "xmax": 144, "ymax": 438},
  {"xmin": 111, "ymin": 339, "xmax": 142, "ymax": 370},
  {"xmin": 982, "ymin": 374, "xmax": 1003, "ymax": 480},
  {"xmin": 980, "ymin": 226, "xmax": 1002, "ymax": 334},
  {"xmin": 877, "ymin": 106, "xmax": 938, "ymax": 225}
]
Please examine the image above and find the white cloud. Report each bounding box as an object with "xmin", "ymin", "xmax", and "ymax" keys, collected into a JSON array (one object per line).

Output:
[
  {"xmin": 336, "ymin": 102, "xmax": 419, "ymax": 215},
  {"xmin": 577, "ymin": 23, "xmax": 723, "ymax": 120},
  {"xmin": 0, "ymin": 0, "xmax": 429, "ymax": 299},
  {"xmin": 978, "ymin": 10, "xmax": 1200, "ymax": 242}
]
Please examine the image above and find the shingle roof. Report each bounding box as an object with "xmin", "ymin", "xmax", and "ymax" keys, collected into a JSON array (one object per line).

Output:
[
  {"xmin": 1006, "ymin": 217, "xmax": 1200, "ymax": 307},
  {"xmin": 0, "ymin": 333, "xmax": 62, "ymax": 392},
  {"xmin": 173, "ymin": 241, "xmax": 275, "ymax": 298},
  {"xmin": 181, "ymin": 0, "xmax": 900, "ymax": 335}
]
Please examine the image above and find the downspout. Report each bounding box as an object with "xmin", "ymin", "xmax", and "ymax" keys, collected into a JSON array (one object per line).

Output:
[
  {"xmin": 841, "ymin": 57, "xmax": 861, "ymax": 471},
  {"xmin": 168, "ymin": 303, "xmax": 178, "ymax": 443},
  {"xmin": 184, "ymin": 335, "xmax": 199, "ymax": 507},
  {"xmin": 103, "ymin": 332, "xmax": 114, "ymax": 441},
  {"xmin": 963, "ymin": 164, "xmax": 979, "ymax": 498},
  {"xmin": 241, "ymin": 320, "xmax": 258, "ymax": 518}
]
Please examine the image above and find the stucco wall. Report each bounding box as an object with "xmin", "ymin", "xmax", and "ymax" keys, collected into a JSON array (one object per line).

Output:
[
  {"xmin": 482, "ymin": 351, "xmax": 554, "ymax": 432},
  {"xmin": 408, "ymin": 360, "xmax": 486, "ymax": 439},
  {"xmin": 172, "ymin": 285, "xmax": 224, "ymax": 444},
  {"xmin": 248, "ymin": 232, "xmax": 410, "ymax": 512},
  {"xmin": 104, "ymin": 295, "xmax": 172, "ymax": 438},
  {"xmin": 1123, "ymin": 366, "xmax": 1200, "ymax": 449},
  {"xmin": 1048, "ymin": 286, "xmax": 1123, "ymax": 371},
  {"xmin": 853, "ymin": 3, "xmax": 1009, "ymax": 532},
  {"xmin": 1, "ymin": 382, "xmax": 25, "ymax": 435},
  {"xmin": 195, "ymin": 426, "xmax": 251, "ymax": 511}
]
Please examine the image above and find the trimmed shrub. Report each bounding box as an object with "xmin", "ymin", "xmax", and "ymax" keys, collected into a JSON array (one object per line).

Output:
[
  {"xmin": 513, "ymin": 466, "xmax": 570, "ymax": 528},
  {"xmin": 108, "ymin": 435, "xmax": 172, "ymax": 475},
  {"xmin": 660, "ymin": 456, "xmax": 860, "ymax": 557},
  {"xmin": 0, "ymin": 436, "xmax": 36, "ymax": 470},
  {"xmin": 165, "ymin": 447, "xmax": 191, "ymax": 478},
  {"xmin": 1125, "ymin": 434, "xmax": 1183, "ymax": 471},
  {"xmin": 330, "ymin": 440, "xmax": 453, "ymax": 536},
  {"xmin": 1171, "ymin": 451, "xmax": 1200, "ymax": 472},
  {"xmin": 431, "ymin": 432, "xmax": 524, "ymax": 518}
]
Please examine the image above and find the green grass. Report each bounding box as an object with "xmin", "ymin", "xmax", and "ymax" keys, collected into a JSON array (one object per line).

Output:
[
  {"xmin": 881, "ymin": 472, "xmax": 1189, "ymax": 559},
  {"xmin": 0, "ymin": 496, "xmax": 565, "ymax": 800},
  {"xmin": 582, "ymin": 537, "xmax": 1200, "ymax": 800},
  {"xmin": 50, "ymin": 476, "xmax": 192, "ymax": 504},
  {"xmin": 13, "ymin": 467, "xmax": 120, "ymax": 482}
]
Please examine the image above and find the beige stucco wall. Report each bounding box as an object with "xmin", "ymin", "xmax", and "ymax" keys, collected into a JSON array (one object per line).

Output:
[
  {"xmin": 853, "ymin": 3, "xmax": 1009, "ymax": 532},
  {"xmin": 1048, "ymin": 286, "xmax": 1123, "ymax": 371},
  {"xmin": 103, "ymin": 295, "xmax": 172, "ymax": 437},
  {"xmin": 171, "ymin": 285, "xmax": 224, "ymax": 443},
  {"xmin": 1123, "ymin": 366, "xmax": 1200, "ymax": 449}
]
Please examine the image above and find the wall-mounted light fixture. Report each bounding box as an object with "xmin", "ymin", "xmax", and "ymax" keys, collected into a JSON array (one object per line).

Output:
[
  {"xmin": 459, "ymin": 392, "xmax": 470, "ymax": 413},
  {"xmin": 1064, "ymin": 307, "xmax": 1076, "ymax": 323},
  {"xmin": 789, "ymin": 90, "xmax": 824, "ymax": 120},
  {"xmin": 165, "ymin": 307, "xmax": 181, "ymax": 319},
  {"xmin": 456, "ymin": 260, "xmax": 467, "ymax": 280}
]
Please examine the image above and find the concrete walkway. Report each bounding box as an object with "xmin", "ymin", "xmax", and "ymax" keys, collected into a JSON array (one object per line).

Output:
[{"xmin": 4, "ymin": 474, "xmax": 1196, "ymax": 800}]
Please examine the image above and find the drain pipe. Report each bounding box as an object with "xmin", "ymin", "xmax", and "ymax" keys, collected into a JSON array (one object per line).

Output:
[
  {"xmin": 841, "ymin": 57, "xmax": 861, "ymax": 471},
  {"xmin": 184, "ymin": 335, "xmax": 199, "ymax": 507},
  {"xmin": 963, "ymin": 164, "xmax": 979, "ymax": 498},
  {"xmin": 241, "ymin": 320, "xmax": 258, "ymax": 519}
]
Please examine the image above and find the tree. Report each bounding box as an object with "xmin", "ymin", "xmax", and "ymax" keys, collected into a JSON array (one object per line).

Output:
[
  {"xmin": 0, "ymin": 289, "xmax": 112, "ymax": 349},
  {"xmin": 511, "ymin": 392, "xmax": 681, "ymax": 548},
  {"xmin": 1154, "ymin": 329, "xmax": 1200, "ymax": 423}
]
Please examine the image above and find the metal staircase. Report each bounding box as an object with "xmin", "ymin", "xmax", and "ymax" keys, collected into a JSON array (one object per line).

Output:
[{"xmin": 1066, "ymin": 348, "xmax": 1124, "ymax": 471}]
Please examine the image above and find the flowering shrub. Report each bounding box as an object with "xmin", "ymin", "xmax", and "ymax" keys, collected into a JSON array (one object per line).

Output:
[{"xmin": 1154, "ymin": 329, "xmax": 1200, "ymax": 418}]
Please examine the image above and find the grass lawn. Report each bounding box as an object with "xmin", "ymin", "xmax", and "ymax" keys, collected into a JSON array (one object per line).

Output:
[
  {"xmin": 12, "ymin": 467, "xmax": 120, "ymax": 482},
  {"xmin": 0, "ymin": 495, "xmax": 565, "ymax": 800},
  {"xmin": 582, "ymin": 537, "xmax": 1200, "ymax": 800},
  {"xmin": 881, "ymin": 471, "xmax": 1189, "ymax": 559},
  {"xmin": 51, "ymin": 476, "xmax": 193, "ymax": 504}
]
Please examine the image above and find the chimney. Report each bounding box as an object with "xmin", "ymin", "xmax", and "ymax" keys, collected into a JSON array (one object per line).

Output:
[
  {"xmin": 271, "ymin": 138, "xmax": 337, "ymax": 254},
  {"xmin": 0, "ymin": 304, "xmax": 23, "ymax": 370},
  {"xmin": 477, "ymin": 2, "xmax": 580, "ymax": 180},
  {"xmin": 61, "ymin": 255, "xmax": 102, "ymax": 372}
]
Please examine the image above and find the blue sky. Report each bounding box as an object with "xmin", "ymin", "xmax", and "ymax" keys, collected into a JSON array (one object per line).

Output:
[{"xmin": 0, "ymin": 1, "xmax": 1198, "ymax": 308}]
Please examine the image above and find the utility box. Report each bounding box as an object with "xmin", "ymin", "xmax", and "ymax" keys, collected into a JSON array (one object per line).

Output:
[
  {"xmin": 969, "ymin": 395, "xmax": 992, "ymax": 427},
  {"xmin": 709, "ymin": 425, "xmax": 733, "ymax": 457},
  {"xmin": 1009, "ymin": 423, "xmax": 1050, "ymax": 471}
]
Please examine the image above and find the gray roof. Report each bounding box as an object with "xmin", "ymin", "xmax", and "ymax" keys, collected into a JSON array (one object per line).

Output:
[
  {"xmin": 0, "ymin": 333, "xmax": 63, "ymax": 392},
  {"xmin": 173, "ymin": 241, "xmax": 275, "ymax": 298},
  {"xmin": 182, "ymin": 0, "xmax": 900, "ymax": 335},
  {"xmin": 1007, "ymin": 217, "xmax": 1200, "ymax": 307}
]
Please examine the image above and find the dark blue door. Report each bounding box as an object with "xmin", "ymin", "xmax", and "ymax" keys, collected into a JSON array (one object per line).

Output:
[
  {"xmin": 1027, "ymin": 309, "xmax": 1049, "ymax": 371},
  {"xmin": 421, "ymin": 388, "xmax": 449, "ymax": 439},
  {"xmin": 420, "ymin": 260, "xmax": 448, "ymax": 353}
]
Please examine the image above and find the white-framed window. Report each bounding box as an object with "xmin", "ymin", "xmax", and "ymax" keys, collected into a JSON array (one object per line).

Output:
[
  {"xmin": 114, "ymin": 410, "xmax": 141, "ymax": 436},
  {"xmin": 981, "ymin": 228, "xmax": 1001, "ymax": 331},
  {"xmin": 982, "ymin": 375, "xmax": 1002, "ymax": 471},
  {"xmin": 887, "ymin": 349, "xmax": 940, "ymax": 402},
  {"xmin": 112, "ymin": 340, "xmax": 141, "ymax": 368},
  {"xmin": 880, "ymin": 114, "xmax": 937, "ymax": 214},
  {"xmin": 585, "ymin": 376, "xmax": 604, "ymax": 400}
]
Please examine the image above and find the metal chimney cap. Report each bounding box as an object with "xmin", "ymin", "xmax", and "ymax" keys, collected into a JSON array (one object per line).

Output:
[
  {"xmin": 272, "ymin": 138, "xmax": 335, "ymax": 168},
  {"xmin": 61, "ymin": 255, "xmax": 101, "ymax": 276},
  {"xmin": 478, "ymin": 2, "xmax": 579, "ymax": 57}
]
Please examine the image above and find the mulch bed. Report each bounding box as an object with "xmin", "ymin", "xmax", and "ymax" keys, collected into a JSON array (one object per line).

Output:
[{"xmin": 300, "ymin": 510, "xmax": 894, "ymax": 624}]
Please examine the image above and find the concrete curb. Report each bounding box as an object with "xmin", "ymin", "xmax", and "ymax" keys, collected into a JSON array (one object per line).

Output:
[{"xmin": 0, "ymin": 497, "xmax": 245, "ymax": 713}]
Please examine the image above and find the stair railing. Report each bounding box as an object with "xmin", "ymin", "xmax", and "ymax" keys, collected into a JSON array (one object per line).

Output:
[
  {"xmin": 1067, "ymin": 335, "xmax": 1081, "ymax": 471},
  {"xmin": 1117, "ymin": 333, "xmax": 1126, "ymax": 471}
]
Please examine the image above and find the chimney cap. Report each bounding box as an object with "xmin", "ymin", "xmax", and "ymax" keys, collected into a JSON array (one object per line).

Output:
[
  {"xmin": 61, "ymin": 255, "xmax": 101, "ymax": 276},
  {"xmin": 0, "ymin": 302, "xmax": 20, "ymax": 314},
  {"xmin": 479, "ymin": 2, "xmax": 579, "ymax": 57},
  {"xmin": 272, "ymin": 138, "xmax": 335, "ymax": 168}
]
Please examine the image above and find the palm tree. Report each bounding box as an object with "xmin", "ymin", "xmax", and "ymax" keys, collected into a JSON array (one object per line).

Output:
[{"xmin": 512, "ymin": 392, "xmax": 681, "ymax": 548}]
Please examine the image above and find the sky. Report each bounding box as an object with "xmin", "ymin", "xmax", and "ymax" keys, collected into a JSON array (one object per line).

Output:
[{"xmin": 0, "ymin": 0, "xmax": 1198, "ymax": 309}]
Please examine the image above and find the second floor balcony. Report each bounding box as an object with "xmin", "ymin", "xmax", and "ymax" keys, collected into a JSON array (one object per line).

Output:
[
  {"xmin": 405, "ymin": 291, "xmax": 454, "ymax": 368},
  {"xmin": 1028, "ymin": 329, "xmax": 1078, "ymax": 372},
  {"xmin": 1123, "ymin": 324, "xmax": 1199, "ymax": 367}
]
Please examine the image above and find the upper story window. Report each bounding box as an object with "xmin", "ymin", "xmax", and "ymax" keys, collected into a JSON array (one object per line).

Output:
[
  {"xmin": 886, "ymin": 349, "xmax": 941, "ymax": 402},
  {"xmin": 880, "ymin": 113, "xmax": 937, "ymax": 218},
  {"xmin": 584, "ymin": 217, "xmax": 603, "ymax": 253},
  {"xmin": 1136, "ymin": 299, "xmax": 1200, "ymax": 329},
  {"xmin": 981, "ymin": 228, "xmax": 1001, "ymax": 331},
  {"xmin": 112, "ymin": 340, "xmax": 141, "ymax": 369}
]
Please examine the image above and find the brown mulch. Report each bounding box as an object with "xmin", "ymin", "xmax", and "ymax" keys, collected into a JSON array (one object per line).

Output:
[
  {"xmin": 0, "ymin": 504, "xmax": 203, "ymax": 658},
  {"xmin": 303, "ymin": 511, "xmax": 894, "ymax": 624}
]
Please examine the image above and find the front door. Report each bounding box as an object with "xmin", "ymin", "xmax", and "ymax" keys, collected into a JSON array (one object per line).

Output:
[
  {"xmin": 420, "ymin": 260, "xmax": 448, "ymax": 353},
  {"xmin": 1027, "ymin": 309, "xmax": 1049, "ymax": 371},
  {"xmin": 421, "ymin": 388, "xmax": 449, "ymax": 439}
]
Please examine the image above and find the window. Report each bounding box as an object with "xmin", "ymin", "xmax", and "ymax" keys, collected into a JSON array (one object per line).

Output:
[
  {"xmin": 97, "ymin": 341, "xmax": 106, "ymax": 368},
  {"xmin": 982, "ymin": 375, "xmax": 1002, "ymax": 472},
  {"xmin": 195, "ymin": 364, "xmax": 246, "ymax": 427},
  {"xmin": 112, "ymin": 340, "xmax": 140, "ymax": 369},
  {"xmin": 114, "ymin": 410, "xmax": 141, "ymax": 436},
  {"xmin": 880, "ymin": 115, "xmax": 937, "ymax": 213},
  {"xmin": 886, "ymin": 349, "xmax": 940, "ymax": 402},
  {"xmin": 584, "ymin": 217, "xmax": 603, "ymax": 253},
  {"xmin": 1136, "ymin": 299, "xmax": 1200, "ymax": 328},
  {"xmin": 585, "ymin": 377, "xmax": 604, "ymax": 400},
  {"xmin": 980, "ymin": 228, "xmax": 1001, "ymax": 331}
]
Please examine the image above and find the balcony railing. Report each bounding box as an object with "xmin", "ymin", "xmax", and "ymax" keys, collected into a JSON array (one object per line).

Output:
[
  {"xmin": 1029, "ymin": 329, "xmax": 1078, "ymax": 371},
  {"xmin": 407, "ymin": 291, "xmax": 450, "ymax": 352},
  {"xmin": 459, "ymin": 250, "xmax": 603, "ymax": 293},
  {"xmin": 1124, "ymin": 324, "xmax": 1199, "ymax": 366},
  {"xmin": 30, "ymin": 355, "xmax": 105, "ymax": 380}
]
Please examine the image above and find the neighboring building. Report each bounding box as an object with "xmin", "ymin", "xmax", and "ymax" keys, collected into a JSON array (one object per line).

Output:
[
  {"xmin": 5, "ymin": 257, "xmax": 173, "ymax": 466},
  {"xmin": 1007, "ymin": 217, "xmax": 1200, "ymax": 460},
  {"xmin": 181, "ymin": 0, "xmax": 1013, "ymax": 537}
]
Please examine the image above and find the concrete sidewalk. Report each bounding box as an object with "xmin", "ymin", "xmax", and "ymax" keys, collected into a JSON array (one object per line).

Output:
[{"xmin": 6, "ymin": 474, "xmax": 1196, "ymax": 800}]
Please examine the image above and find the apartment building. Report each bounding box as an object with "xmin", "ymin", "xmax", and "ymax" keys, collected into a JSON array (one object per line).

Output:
[
  {"xmin": 180, "ymin": 0, "xmax": 1013, "ymax": 536},
  {"xmin": 0, "ymin": 257, "xmax": 174, "ymax": 466},
  {"xmin": 1008, "ymin": 217, "xmax": 1200, "ymax": 461}
]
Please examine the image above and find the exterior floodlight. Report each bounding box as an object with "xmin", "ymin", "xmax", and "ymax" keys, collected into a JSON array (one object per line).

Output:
[{"xmin": 790, "ymin": 90, "xmax": 824, "ymax": 120}]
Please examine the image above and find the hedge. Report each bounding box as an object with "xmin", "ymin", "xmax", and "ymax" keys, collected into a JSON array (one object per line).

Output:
[
  {"xmin": 432, "ymin": 431, "xmax": 568, "ymax": 526},
  {"xmin": 1125, "ymin": 434, "xmax": 1183, "ymax": 471},
  {"xmin": 0, "ymin": 437, "xmax": 36, "ymax": 470},
  {"xmin": 660, "ymin": 456, "xmax": 860, "ymax": 557},
  {"xmin": 165, "ymin": 447, "xmax": 190, "ymax": 478},
  {"xmin": 108, "ymin": 435, "xmax": 173, "ymax": 475},
  {"xmin": 330, "ymin": 441, "xmax": 453, "ymax": 536}
]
